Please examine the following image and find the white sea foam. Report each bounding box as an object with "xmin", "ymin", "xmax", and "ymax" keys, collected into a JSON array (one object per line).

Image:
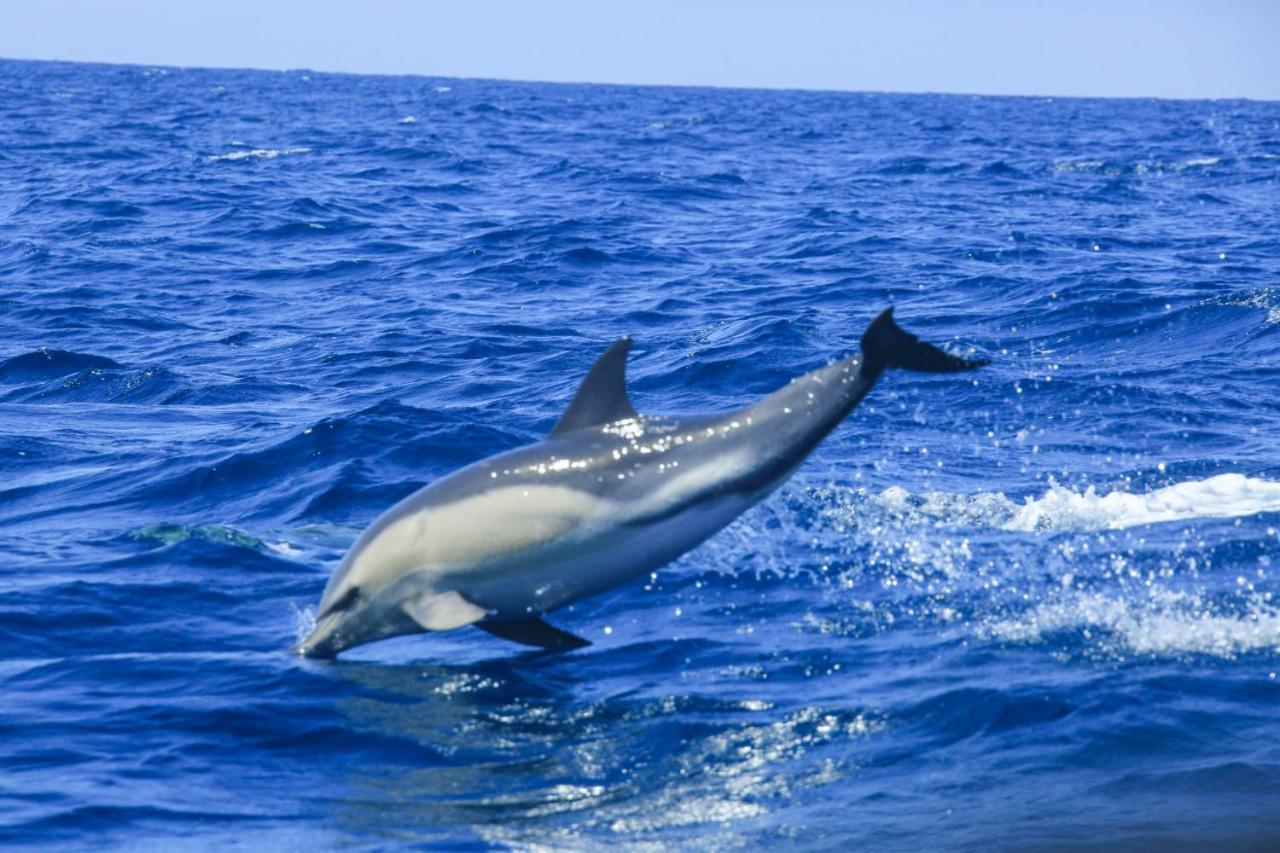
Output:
[
  {"xmin": 205, "ymin": 147, "xmax": 312, "ymax": 163},
  {"xmin": 1005, "ymin": 474, "xmax": 1280, "ymax": 532},
  {"xmin": 1052, "ymin": 155, "xmax": 1221, "ymax": 175},
  {"xmin": 268, "ymin": 540, "xmax": 306, "ymax": 558},
  {"xmin": 400, "ymin": 115, "xmax": 417, "ymax": 124},
  {"xmin": 1174, "ymin": 155, "xmax": 1221, "ymax": 169},
  {"xmin": 864, "ymin": 474, "xmax": 1280, "ymax": 534},
  {"xmin": 984, "ymin": 588, "xmax": 1280, "ymax": 658},
  {"xmin": 1052, "ymin": 158, "xmax": 1106, "ymax": 173}
]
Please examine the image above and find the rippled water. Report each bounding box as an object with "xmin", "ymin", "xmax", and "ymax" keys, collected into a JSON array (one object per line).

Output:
[{"xmin": 3, "ymin": 58, "xmax": 1280, "ymax": 848}]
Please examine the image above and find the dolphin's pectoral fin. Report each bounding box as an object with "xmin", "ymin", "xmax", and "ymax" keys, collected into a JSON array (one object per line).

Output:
[
  {"xmin": 403, "ymin": 590, "xmax": 489, "ymax": 632},
  {"xmin": 477, "ymin": 617, "xmax": 592, "ymax": 651},
  {"xmin": 550, "ymin": 337, "xmax": 639, "ymax": 437}
]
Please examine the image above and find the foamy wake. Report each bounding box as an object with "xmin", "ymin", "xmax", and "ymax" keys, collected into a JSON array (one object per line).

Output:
[
  {"xmin": 852, "ymin": 474, "xmax": 1280, "ymax": 657},
  {"xmin": 870, "ymin": 473, "xmax": 1280, "ymax": 534},
  {"xmin": 205, "ymin": 146, "xmax": 312, "ymax": 162}
]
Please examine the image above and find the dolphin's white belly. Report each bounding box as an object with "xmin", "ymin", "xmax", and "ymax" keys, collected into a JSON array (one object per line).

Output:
[
  {"xmin": 432, "ymin": 445, "xmax": 762, "ymax": 617},
  {"xmin": 440, "ymin": 487, "xmax": 754, "ymax": 618}
]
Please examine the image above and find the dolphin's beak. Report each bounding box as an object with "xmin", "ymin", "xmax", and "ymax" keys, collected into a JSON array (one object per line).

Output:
[{"xmin": 293, "ymin": 612, "xmax": 346, "ymax": 659}]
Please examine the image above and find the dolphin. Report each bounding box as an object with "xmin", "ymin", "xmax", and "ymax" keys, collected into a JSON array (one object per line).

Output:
[{"xmin": 295, "ymin": 309, "xmax": 987, "ymax": 658}]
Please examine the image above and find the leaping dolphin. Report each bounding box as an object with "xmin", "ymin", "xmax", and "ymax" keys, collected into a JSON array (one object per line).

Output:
[{"xmin": 295, "ymin": 309, "xmax": 987, "ymax": 658}]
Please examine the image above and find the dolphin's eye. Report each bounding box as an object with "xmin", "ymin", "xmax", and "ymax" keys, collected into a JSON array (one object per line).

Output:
[{"xmin": 321, "ymin": 586, "xmax": 361, "ymax": 618}]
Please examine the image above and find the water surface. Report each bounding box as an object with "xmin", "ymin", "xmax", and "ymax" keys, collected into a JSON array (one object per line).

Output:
[{"xmin": 2, "ymin": 58, "xmax": 1280, "ymax": 848}]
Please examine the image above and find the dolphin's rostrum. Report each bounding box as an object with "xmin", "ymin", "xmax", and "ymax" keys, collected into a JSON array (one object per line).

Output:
[{"xmin": 295, "ymin": 309, "xmax": 988, "ymax": 658}]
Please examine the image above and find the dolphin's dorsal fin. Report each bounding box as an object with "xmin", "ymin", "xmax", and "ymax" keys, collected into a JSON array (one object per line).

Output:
[{"xmin": 550, "ymin": 337, "xmax": 637, "ymax": 436}]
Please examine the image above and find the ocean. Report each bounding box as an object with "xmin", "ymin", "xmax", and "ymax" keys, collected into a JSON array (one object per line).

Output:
[{"xmin": 2, "ymin": 57, "xmax": 1280, "ymax": 849}]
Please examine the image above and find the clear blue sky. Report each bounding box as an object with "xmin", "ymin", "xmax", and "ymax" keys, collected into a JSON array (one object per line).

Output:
[{"xmin": 2, "ymin": 0, "xmax": 1277, "ymax": 100}]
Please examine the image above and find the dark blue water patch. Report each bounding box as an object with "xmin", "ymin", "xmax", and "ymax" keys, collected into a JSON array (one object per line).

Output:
[
  {"xmin": 216, "ymin": 330, "xmax": 253, "ymax": 346},
  {"xmin": 0, "ymin": 349, "xmax": 123, "ymax": 382},
  {"xmin": 561, "ymin": 246, "xmax": 615, "ymax": 264}
]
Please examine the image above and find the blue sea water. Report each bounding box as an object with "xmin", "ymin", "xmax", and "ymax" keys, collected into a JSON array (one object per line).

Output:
[{"xmin": 2, "ymin": 57, "xmax": 1280, "ymax": 849}]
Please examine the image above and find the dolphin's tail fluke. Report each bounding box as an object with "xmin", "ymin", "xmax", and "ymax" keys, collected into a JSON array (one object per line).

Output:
[{"xmin": 860, "ymin": 307, "xmax": 989, "ymax": 379}]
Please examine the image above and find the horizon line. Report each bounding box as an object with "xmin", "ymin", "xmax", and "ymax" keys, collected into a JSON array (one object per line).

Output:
[{"xmin": 4, "ymin": 54, "xmax": 1274, "ymax": 106}]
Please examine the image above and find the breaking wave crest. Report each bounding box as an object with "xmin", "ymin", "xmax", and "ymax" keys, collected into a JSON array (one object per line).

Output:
[
  {"xmin": 205, "ymin": 146, "xmax": 312, "ymax": 162},
  {"xmin": 983, "ymin": 588, "xmax": 1280, "ymax": 658},
  {"xmin": 864, "ymin": 473, "xmax": 1280, "ymax": 533}
]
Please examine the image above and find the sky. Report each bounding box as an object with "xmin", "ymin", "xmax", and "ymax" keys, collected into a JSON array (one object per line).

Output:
[{"xmin": 2, "ymin": 0, "xmax": 1277, "ymax": 100}]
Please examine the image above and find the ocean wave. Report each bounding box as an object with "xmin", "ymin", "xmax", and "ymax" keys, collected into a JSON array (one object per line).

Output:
[
  {"xmin": 1003, "ymin": 474, "xmax": 1280, "ymax": 532},
  {"xmin": 1205, "ymin": 287, "xmax": 1280, "ymax": 325},
  {"xmin": 204, "ymin": 146, "xmax": 311, "ymax": 162},
  {"xmin": 849, "ymin": 473, "xmax": 1280, "ymax": 534},
  {"xmin": 983, "ymin": 588, "xmax": 1280, "ymax": 658},
  {"xmin": 0, "ymin": 365, "xmax": 187, "ymax": 404},
  {"xmin": 0, "ymin": 349, "xmax": 122, "ymax": 382},
  {"xmin": 1052, "ymin": 155, "xmax": 1226, "ymax": 175}
]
